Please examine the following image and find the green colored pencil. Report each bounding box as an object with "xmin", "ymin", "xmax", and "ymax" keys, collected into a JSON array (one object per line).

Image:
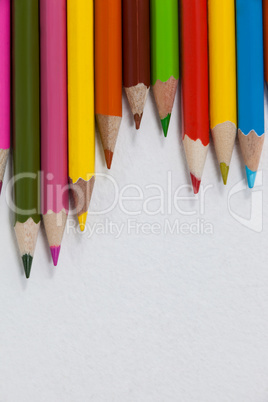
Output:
[
  {"xmin": 12, "ymin": 0, "xmax": 41, "ymax": 279},
  {"xmin": 151, "ymin": 0, "xmax": 179, "ymax": 137}
]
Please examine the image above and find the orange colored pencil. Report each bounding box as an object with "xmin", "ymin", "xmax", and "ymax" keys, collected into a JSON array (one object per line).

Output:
[{"xmin": 95, "ymin": 0, "xmax": 122, "ymax": 169}]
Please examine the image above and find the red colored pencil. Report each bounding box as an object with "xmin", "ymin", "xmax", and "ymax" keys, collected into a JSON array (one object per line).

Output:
[{"xmin": 180, "ymin": 0, "xmax": 210, "ymax": 194}]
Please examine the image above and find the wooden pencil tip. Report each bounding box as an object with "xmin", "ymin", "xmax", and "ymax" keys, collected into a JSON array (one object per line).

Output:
[
  {"xmin": 50, "ymin": 246, "xmax": 61, "ymax": 267},
  {"xmin": 161, "ymin": 114, "xmax": 171, "ymax": 137},
  {"xmin": 104, "ymin": 150, "xmax": 114, "ymax": 169},
  {"xmin": 134, "ymin": 113, "xmax": 143, "ymax": 130},
  {"xmin": 220, "ymin": 163, "xmax": 229, "ymax": 186},
  {"xmin": 22, "ymin": 254, "xmax": 33, "ymax": 279},
  {"xmin": 190, "ymin": 173, "xmax": 201, "ymax": 195},
  {"xmin": 78, "ymin": 212, "xmax": 88, "ymax": 232},
  {"xmin": 0, "ymin": 181, "xmax": 2, "ymax": 195}
]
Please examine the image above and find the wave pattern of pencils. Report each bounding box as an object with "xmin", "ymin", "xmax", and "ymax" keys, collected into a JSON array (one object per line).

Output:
[{"xmin": 0, "ymin": 0, "xmax": 266, "ymax": 277}]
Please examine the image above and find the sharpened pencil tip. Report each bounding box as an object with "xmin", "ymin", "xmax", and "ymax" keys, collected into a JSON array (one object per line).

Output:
[
  {"xmin": 0, "ymin": 181, "xmax": 2, "ymax": 195},
  {"xmin": 220, "ymin": 163, "xmax": 229, "ymax": 185},
  {"xmin": 78, "ymin": 212, "xmax": 88, "ymax": 232},
  {"xmin": 104, "ymin": 150, "xmax": 114, "ymax": 169},
  {"xmin": 190, "ymin": 173, "xmax": 201, "ymax": 194},
  {"xmin": 161, "ymin": 114, "xmax": 171, "ymax": 137},
  {"xmin": 22, "ymin": 254, "xmax": 33, "ymax": 279},
  {"xmin": 50, "ymin": 246, "xmax": 61, "ymax": 267},
  {"xmin": 134, "ymin": 113, "xmax": 143, "ymax": 130},
  {"xmin": 245, "ymin": 166, "xmax": 257, "ymax": 189}
]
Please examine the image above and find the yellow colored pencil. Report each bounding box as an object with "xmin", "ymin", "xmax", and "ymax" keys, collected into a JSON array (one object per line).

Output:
[
  {"xmin": 67, "ymin": 0, "xmax": 95, "ymax": 231},
  {"xmin": 208, "ymin": 0, "xmax": 237, "ymax": 185}
]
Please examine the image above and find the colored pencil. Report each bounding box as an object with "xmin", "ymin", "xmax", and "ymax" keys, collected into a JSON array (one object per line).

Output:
[
  {"xmin": 236, "ymin": 0, "xmax": 265, "ymax": 188},
  {"xmin": 208, "ymin": 0, "xmax": 237, "ymax": 185},
  {"xmin": 12, "ymin": 0, "xmax": 41, "ymax": 278},
  {"xmin": 264, "ymin": 0, "xmax": 268, "ymax": 85},
  {"xmin": 95, "ymin": 0, "xmax": 122, "ymax": 169},
  {"xmin": 180, "ymin": 0, "xmax": 210, "ymax": 194},
  {"xmin": 40, "ymin": 0, "xmax": 68, "ymax": 266},
  {"xmin": 0, "ymin": 0, "xmax": 10, "ymax": 195},
  {"xmin": 68, "ymin": 0, "xmax": 95, "ymax": 231},
  {"xmin": 150, "ymin": 0, "xmax": 179, "ymax": 137},
  {"xmin": 123, "ymin": 0, "xmax": 150, "ymax": 130}
]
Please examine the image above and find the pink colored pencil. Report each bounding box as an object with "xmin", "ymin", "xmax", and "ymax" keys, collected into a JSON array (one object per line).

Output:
[
  {"xmin": 40, "ymin": 0, "xmax": 68, "ymax": 266},
  {"xmin": 0, "ymin": 0, "xmax": 10, "ymax": 195}
]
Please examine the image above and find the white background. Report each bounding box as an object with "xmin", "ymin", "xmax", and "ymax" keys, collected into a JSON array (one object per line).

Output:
[{"xmin": 0, "ymin": 88, "xmax": 268, "ymax": 402}]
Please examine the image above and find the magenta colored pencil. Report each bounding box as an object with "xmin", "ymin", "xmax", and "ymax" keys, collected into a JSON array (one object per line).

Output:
[
  {"xmin": 0, "ymin": 0, "xmax": 10, "ymax": 195},
  {"xmin": 40, "ymin": 0, "xmax": 68, "ymax": 266}
]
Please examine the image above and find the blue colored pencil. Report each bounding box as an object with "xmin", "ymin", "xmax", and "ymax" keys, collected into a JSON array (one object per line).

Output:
[{"xmin": 236, "ymin": 0, "xmax": 265, "ymax": 188}]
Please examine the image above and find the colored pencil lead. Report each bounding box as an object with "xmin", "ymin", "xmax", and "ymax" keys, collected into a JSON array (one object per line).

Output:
[
  {"xmin": 190, "ymin": 174, "xmax": 201, "ymax": 195},
  {"xmin": 50, "ymin": 246, "xmax": 61, "ymax": 267},
  {"xmin": 22, "ymin": 255, "xmax": 33, "ymax": 279},
  {"xmin": 245, "ymin": 166, "xmax": 257, "ymax": 189},
  {"xmin": 220, "ymin": 163, "xmax": 229, "ymax": 186},
  {"xmin": 134, "ymin": 114, "xmax": 143, "ymax": 130},
  {"xmin": 78, "ymin": 212, "xmax": 88, "ymax": 232},
  {"xmin": 161, "ymin": 114, "xmax": 171, "ymax": 138},
  {"xmin": 104, "ymin": 150, "xmax": 114, "ymax": 170}
]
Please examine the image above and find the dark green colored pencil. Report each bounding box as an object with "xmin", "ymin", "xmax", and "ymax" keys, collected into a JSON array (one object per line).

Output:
[{"xmin": 12, "ymin": 0, "xmax": 41, "ymax": 278}]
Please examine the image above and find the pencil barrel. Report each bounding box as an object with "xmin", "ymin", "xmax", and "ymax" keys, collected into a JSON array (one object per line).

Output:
[
  {"xmin": 0, "ymin": 0, "xmax": 10, "ymax": 152},
  {"xmin": 150, "ymin": 0, "xmax": 179, "ymax": 85},
  {"xmin": 236, "ymin": 0, "xmax": 264, "ymax": 137},
  {"xmin": 68, "ymin": 0, "xmax": 95, "ymax": 184},
  {"xmin": 40, "ymin": 0, "xmax": 68, "ymax": 215},
  {"xmin": 180, "ymin": 0, "xmax": 209, "ymax": 146},
  {"xmin": 95, "ymin": 0, "xmax": 122, "ymax": 118},
  {"xmin": 123, "ymin": 0, "xmax": 150, "ymax": 89},
  {"xmin": 12, "ymin": 0, "xmax": 40, "ymax": 225}
]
